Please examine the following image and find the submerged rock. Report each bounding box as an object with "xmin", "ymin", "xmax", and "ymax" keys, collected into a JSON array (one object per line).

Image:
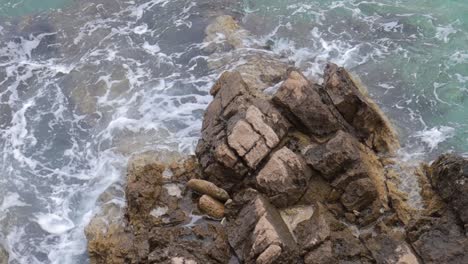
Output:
[{"xmin": 0, "ymin": 244, "xmax": 8, "ymax": 264}]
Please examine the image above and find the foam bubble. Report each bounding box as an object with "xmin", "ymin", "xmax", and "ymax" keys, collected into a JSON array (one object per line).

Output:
[
  {"xmin": 415, "ymin": 126, "xmax": 456, "ymax": 151},
  {"xmin": 36, "ymin": 214, "xmax": 75, "ymax": 234},
  {"xmin": 0, "ymin": 193, "xmax": 29, "ymax": 211}
]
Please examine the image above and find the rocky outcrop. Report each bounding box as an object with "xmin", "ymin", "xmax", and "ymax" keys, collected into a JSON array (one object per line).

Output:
[
  {"xmin": 86, "ymin": 15, "xmax": 467, "ymax": 264},
  {"xmin": 86, "ymin": 152, "xmax": 232, "ymax": 264},
  {"xmin": 428, "ymin": 154, "xmax": 468, "ymax": 227}
]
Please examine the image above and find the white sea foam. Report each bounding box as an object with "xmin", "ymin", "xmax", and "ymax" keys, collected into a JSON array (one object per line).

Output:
[
  {"xmin": 0, "ymin": 193, "xmax": 29, "ymax": 211},
  {"xmin": 415, "ymin": 126, "xmax": 456, "ymax": 151},
  {"xmin": 36, "ymin": 214, "xmax": 76, "ymax": 234}
]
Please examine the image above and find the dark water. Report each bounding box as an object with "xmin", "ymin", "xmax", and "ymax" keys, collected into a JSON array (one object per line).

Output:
[{"xmin": 0, "ymin": 0, "xmax": 466, "ymax": 263}]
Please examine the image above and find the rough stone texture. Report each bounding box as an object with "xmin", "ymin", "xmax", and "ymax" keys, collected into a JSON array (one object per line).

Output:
[
  {"xmin": 407, "ymin": 212, "xmax": 468, "ymax": 264},
  {"xmin": 208, "ymin": 50, "xmax": 289, "ymax": 95},
  {"xmin": 305, "ymin": 131, "xmax": 389, "ymax": 225},
  {"xmin": 323, "ymin": 63, "xmax": 400, "ymax": 153},
  {"xmin": 365, "ymin": 234, "xmax": 419, "ymax": 264},
  {"xmin": 87, "ymin": 55, "xmax": 468, "ymax": 264},
  {"xmin": 198, "ymin": 195, "xmax": 225, "ymax": 219},
  {"xmin": 196, "ymin": 70, "xmax": 290, "ymax": 190},
  {"xmin": 87, "ymin": 153, "xmax": 232, "ymax": 264},
  {"xmin": 428, "ymin": 154, "xmax": 468, "ymax": 227},
  {"xmin": 225, "ymin": 189, "xmax": 297, "ymax": 263},
  {"xmin": 273, "ymin": 69, "xmax": 343, "ymax": 136},
  {"xmin": 256, "ymin": 147, "xmax": 309, "ymax": 207},
  {"xmin": 187, "ymin": 179, "xmax": 230, "ymax": 202}
]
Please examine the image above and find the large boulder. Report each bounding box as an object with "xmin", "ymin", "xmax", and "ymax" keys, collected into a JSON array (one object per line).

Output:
[
  {"xmin": 273, "ymin": 69, "xmax": 344, "ymax": 136},
  {"xmin": 428, "ymin": 154, "xmax": 468, "ymax": 227},
  {"xmin": 225, "ymin": 189, "xmax": 298, "ymax": 263},
  {"xmin": 304, "ymin": 131, "xmax": 389, "ymax": 225},
  {"xmin": 323, "ymin": 63, "xmax": 399, "ymax": 153},
  {"xmin": 256, "ymin": 147, "xmax": 310, "ymax": 207},
  {"xmin": 196, "ymin": 71, "xmax": 290, "ymax": 190},
  {"xmin": 407, "ymin": 212, "xmax": 468, "ymax": 264}
]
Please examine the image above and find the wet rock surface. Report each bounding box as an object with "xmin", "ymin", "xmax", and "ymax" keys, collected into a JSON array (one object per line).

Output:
[{"xmin": 86, "ymin": 15, "xmax": 467, "ymax": 264}]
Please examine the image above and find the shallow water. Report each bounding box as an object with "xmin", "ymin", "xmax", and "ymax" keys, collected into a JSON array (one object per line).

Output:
[{"xmin": 0, "ymin": 0, "xmax": 466, "ymax": 263}]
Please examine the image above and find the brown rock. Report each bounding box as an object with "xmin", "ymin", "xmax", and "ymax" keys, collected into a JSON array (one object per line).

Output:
[
  {"xmin": 125, "ymin": 153, "xmax": 164, "ymax": 229},
  {"xmin": 256, "ymin": 147, "xmax": 309, "ymax": 207},
  {"xmin": 407, "ymin": 212, "xmax": 468, "ymax": 264},
  {"xmin": 323, "ymin": 63, "xmax": 399, "ymax": 153},
  {"xmin": 428, "ymin": 154, "xmax": 468, "ymax": 226},
  {"xmin": 305, "ymin": 130, "xmax": 361, "ymax": 180},
  {"xmin": 225, "ymin": 189, "xmax": 297, "ymax": 263},
  {"xmin": 199, "ymin": 195, "xmax": 225, "ymax": 219},
  {"xmin": 304, "ymin": 241, "xmax": 335, "ymax": 264},
  {"xmin": 187, "ymin": 179, "xmax": 230, "ymax": 202},
  {"xmin": 367, "ymin": 236, "xmax": 419, "ymax": 264},
  {"xmin": 196, "ymin": 70, "xmax": 289, "ymax": 190},
  {"xmin": 273, "ymin": 69, "xmax": 343, "ymax": 136},
  {"xmin": 340, "ymin": 178, "xmax": 378, "ymax": 212},
  {"xmin": 305, "ymin": 131, "xmax": 389, "ymax": 224},
  {"xmin": 256, "ymin": 244, "xmax": 282, "ymax": 264}
]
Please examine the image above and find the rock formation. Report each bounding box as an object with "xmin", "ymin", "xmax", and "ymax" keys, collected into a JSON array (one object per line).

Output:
[{"xmin": 86, "ymin": 15, "xmax": 468, "ymax": 264}]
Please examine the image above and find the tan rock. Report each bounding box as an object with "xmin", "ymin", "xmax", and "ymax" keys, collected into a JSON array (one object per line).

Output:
[
  {"xmin": 256, "ymin": 244, "xmax": 282, "ymax": 264},
  {"xmin": 256, "ymin": 147, "xmax": 309, "ymax": 207},
  {"xmin": 324, "ymin": 63, "xmax": 400, "ymax": 153},
  {"xmin": 226, "ymin": 189, "xmax": 296, "ymax": 263},
  {"xmin": 246, "ymin": 105, "xmax": 280, "ymax": 148},
  {"xmin": 199, "ymin": 195, "xmax": 225, "ymax": 219},
  {"xmin": 228, "ymin": 120, "xmax": 261, "ymax": 157},
  {"xmin": 187, "ymin": 179, "xmax": 230, "ymax": 202},
  {"xmin": 273, "ymin": 69, "xmax": 343, "ymax": 136}
]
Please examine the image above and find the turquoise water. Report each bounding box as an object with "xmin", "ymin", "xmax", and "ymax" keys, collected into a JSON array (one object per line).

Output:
[
  {"xmin": 0, "ymin": 0, "xmax": 71, "ymax": 17},
  {"xmin": 0, "ymin": 0, "xmax": 466, "ymax": 263},
  {"xmin": 242, "ymin": 0, "xmax": 468, "ymax": 156}
]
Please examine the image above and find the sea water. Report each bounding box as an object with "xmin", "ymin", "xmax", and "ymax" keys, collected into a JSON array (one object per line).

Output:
[{"xmin": 0, "ymin": 0, "xmax": 466, "ymax": 263}]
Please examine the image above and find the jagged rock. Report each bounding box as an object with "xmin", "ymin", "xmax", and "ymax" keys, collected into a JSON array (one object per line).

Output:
[
  {"xmin": 323, "ymin": 63, "xmax": 399, "ymax": 153},
  {"xmin": 196, "ymin": 71, "xmax": 289, "ymax": 190},
  {"xmin": 225, "ymin": 189, "xmax": 297, "ymax": 263},
  {"xmin": 208, "ymin": 51, "xmax": 289, "ymax": 94},
  {"xmin": 304, "ymin": 130, "xmax": 361, "ymax": 180},
  {"xmin": 87, "ymin": 223, "xmax": 142, "ymax": 264},
  {"xmin": 256, "ymin": 147, "xmax": 310, "ymax": 207},
  {"xmin": 199, "ymin": 195, "xmax": 225, "ymax": 219},
  {"xmin": 365, "ymin": 234, "xmax": 419, "ymax": 264},
  {"xmin": 125, "ymin": 152, "xmax": 165, "ymax": 230},
  {"xmin": 293, "ymin": 204, "xmax": 330, "ymax": 252},
  {"xmin": 147, "ymin": 223, "xmax": 231, "ymax": 264},
  {"xmin": 428, "ymin": 154, "xmax": 468, "ymax": 227},
  {"xmin": 187, "ymin": 179, "xmax": 230, "ymax": 202},
  {"xmin": 87, "ymin": 152, "xmax": 233, "ymax": 264},
  {"xmin": 273, "ymin": 69, "xmax": 343, "ymax": 136},
  {"xmin": 407, "ymin": 211, "xmax": 468, "ymax": 264},
  {"xmin": 304, "ymin": 240, "xmax": 335, "ymax": 264},
  {"xmin": 304, "ymin": 131, "xmax": 389, "ymax": 225},
  {"xmin": 340, "ymin": 178, "xmax": 377, "ymax": 212}
]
